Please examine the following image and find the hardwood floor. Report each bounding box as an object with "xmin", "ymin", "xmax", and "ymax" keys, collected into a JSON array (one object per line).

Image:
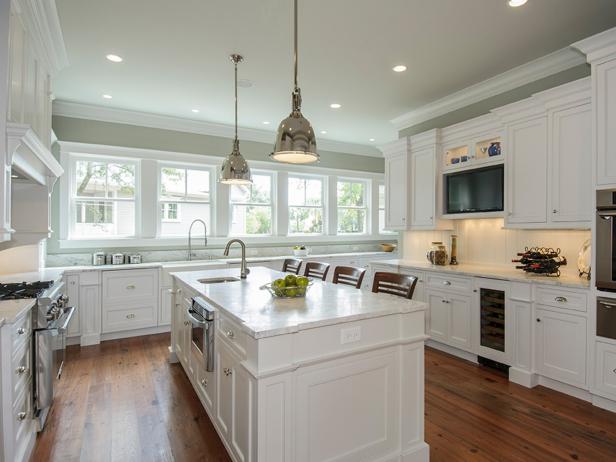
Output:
[{"xmin": 31, "ymin": 333, "xmax": 616, "ymax": 462}]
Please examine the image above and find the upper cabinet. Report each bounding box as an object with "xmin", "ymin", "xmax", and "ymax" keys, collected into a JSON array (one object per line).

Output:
[
  {"xmin": 573, "ymin": 27, "xmax": 616, "ymax": 188},
  {"xmin": 381, "ymin": 131, "xmax": 451, "ymax": 231}
]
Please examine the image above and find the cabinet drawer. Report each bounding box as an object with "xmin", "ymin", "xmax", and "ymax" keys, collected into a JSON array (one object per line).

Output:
[
  {"xmin": 535, "ymin": 286, "xmax": 587, "ymax": 312},
  {"xmin": 102, "ymin": 304, "xmax": 157, "ymax": 333},
  {"xmin": 595, "ymin": 341, "xmax": 616, "ymax": 400},
  {"xmin": 426, "ymin": 273, "xmax": 472, "ymax": 293},
  {"xmin": 217, "ymin": 314, "xmax": 246, "ymax": 357},
  {"xmin": 102, "ymin": 269, "xmax": 158, "ymax": 306},
  {"xmin": 12, "ymin": 340, "xmax": 32, "ymax": 398},
  {"xmin": 11, "ymin": 312, "xmax": 31, "ymax": 354}
]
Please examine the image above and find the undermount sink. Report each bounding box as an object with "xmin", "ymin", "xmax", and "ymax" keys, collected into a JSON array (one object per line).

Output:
[{"xmin": 198, "ymin": 277, "xmax": 241, "ymax": 284}]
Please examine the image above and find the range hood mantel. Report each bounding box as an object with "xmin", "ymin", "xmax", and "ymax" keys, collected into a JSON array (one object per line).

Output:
[{"xmin": 7, "ymin": 122, "xmax": 63, "ymax": 186}]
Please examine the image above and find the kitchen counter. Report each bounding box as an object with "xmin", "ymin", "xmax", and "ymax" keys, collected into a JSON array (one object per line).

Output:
[
  {"xmin": 0, "ymin": 267, "xmax": 65, "ymax": 284},
  {"xmin": 172, "ymin": 266, "xmax": 425, "ymax": 339},
  {"xmin": 372, "ymin": 259, "xmax": 591, "ymax": 289},
  {"xmin": 0, "ymin": 298, "xmax": 36, "ymax": 324}
]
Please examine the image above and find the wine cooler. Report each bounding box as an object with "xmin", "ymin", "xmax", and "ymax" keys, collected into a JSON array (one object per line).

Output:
[{"xmin": 476, "ymin": 279, "xmax": 510, "ymax": 366}]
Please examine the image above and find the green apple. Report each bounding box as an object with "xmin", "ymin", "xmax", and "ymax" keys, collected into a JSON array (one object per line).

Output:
[
  {"xmin": 296, "ymin": 276, "xmax": 309, "ymax": 288},
  {"xmin": 284, "ymin": 274, "xmax": 297, "ymax": 286},
  {"xmin": 285, "ymin": 288, "xmax": 298, "ymax": 297}
]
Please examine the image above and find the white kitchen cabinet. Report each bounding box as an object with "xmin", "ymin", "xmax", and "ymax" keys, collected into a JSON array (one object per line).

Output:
[
  {"xmin": 594, "ymin": 341, "xmax": 616, "ymax": 400},
  {"xmin": 383, "ymin": 149, "xmax": 409, "ymax": 230},
  {"xmin": 506, "ymin": 116, "xmax": 548, "ymax": 225},
  {"xmin": 595, "ymin": 58, "xmax": 616, "ymax": 186},
  {"xmin": 78, "ymin": 272, "xmax": 101, "ymax": 346},
  {"xmin": 427, "ymin": 291, "xmax": 449, "ymax": 343},
  {"xmin": 549, "ymin": 103, "xmax": 592, "ymax": 224},
  {"xmin": 195, "ymin": 358, "xmax": 216, "ymax": 415},
  {"xmin": 410, "ymin": 148, "xmax": 436, "ymax": 228},
  {"xmin": 65, "ymin": 273, "xmax": 80, "ymax": 337},
  {"xmin": 426, "ymin": 289, "xmax": 473, "ymax": 352},
  {"xmin": 159, "ymin": 287, "xmax": 173, "ymax": 326},
  {"xmin": 535, "ymin": 307, "xmax": 587, "ymax": 388}
]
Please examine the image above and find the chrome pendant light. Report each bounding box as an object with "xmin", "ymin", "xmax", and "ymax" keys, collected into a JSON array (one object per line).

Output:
[
  {"xmin": 270, "ymin": 0, "xmax": 319, "ymax": 164},
  {"xmin": 219, "ymin": 54, "xmax": 252, "ymax": 184}
]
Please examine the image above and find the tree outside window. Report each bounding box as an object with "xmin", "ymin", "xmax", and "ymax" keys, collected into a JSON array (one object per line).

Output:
[
  {"xmin": 230, "ymin": 173, "xmax": 273, "ymax": 235},
  {"xmin": 288, "ymin": 176, "xmax": 324, "ymax": 234},
  {"xmin": 337, "ymin": 180, "xmax": 367, "ymax": 234}
]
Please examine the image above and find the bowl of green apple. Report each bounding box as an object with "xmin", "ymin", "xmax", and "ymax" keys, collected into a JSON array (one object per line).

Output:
[{"xmin": 262, "ymin": 274, "xmax": 312, "ymax": 298}]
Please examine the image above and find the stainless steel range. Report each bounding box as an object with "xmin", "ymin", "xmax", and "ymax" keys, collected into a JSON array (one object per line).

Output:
[{"xmin": 0, "ymin": 279, "xmax": 76, "ymax": 430}]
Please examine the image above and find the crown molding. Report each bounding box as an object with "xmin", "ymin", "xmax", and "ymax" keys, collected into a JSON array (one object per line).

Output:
[
  {"xmin": 572, "ymin": 26, "xmax": 616, "ymax": 64},
  {"xmin": 52, "ymin": 100, "xmax": 382, "ymax": 158},
  {"xmin": 12, "ymin": 0, "xmax": 69, "ymax": 74},
  {"xmin": 390, "ymin": 47, "xmax": 586, "ymax": 131}
]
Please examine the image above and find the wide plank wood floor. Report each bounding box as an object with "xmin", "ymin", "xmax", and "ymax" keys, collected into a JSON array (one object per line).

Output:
[{"xmin": 31, "ymin": 333, "xmax": 616, "ymax": 462}]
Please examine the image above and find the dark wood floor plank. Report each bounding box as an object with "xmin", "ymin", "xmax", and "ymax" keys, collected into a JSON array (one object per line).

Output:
[{"xmin": 31, "ymin": 334, "xmax": 616, "ymax": 462}]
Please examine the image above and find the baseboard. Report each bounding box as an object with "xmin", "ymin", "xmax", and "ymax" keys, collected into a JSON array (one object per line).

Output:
[
  {"xmin": 101, "ymin": 325, "xmax": 170, "ymax": 342},
  {"xmin": 80, "ymin": 333, "xmax": 100, "ymax": 346},
  {"xmin": 592, "ymin": 395, "xmax": 616, "ymax": 413},
  {"xmin": 509, "ymin": 367, "xmax": 538, "ymax": 388},
  {"xmin": 537, "ymin": 376, "xmax": 592, "ymax": 402},
  {"xmin": 401, "ymin": 442, "xmax": 430, "ymax": 462},
  {"xmin": 426, "ymin": 340, "xmax": 478, "ymax": 363}
]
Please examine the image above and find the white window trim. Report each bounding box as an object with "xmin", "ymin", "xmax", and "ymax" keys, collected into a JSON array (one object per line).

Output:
[
  {"xmin": 161, "ymin": 203, "xmax": 181, "ymax": 223},
  {"xmin": 287, "ymin": 173, "xmax": 326, "ymax": 236},
  {"xmin": 336, "ymin": 177, "xmax": 370, "ymax": 236},
  {"xmin": 157, "ymin": 162, "xmax": 215, "ymax": 237},
  {"xmin": 57, "ymin": 141, "xmax": 394, "ymax": 250}
]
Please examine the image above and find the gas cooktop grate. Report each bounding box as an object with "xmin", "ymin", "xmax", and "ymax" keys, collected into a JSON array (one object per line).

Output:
[{"xmin": 0, "ymin": 280, "xmax": 54, "ymax": 300}]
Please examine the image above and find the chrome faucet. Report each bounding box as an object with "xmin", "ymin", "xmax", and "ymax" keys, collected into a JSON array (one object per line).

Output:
[
  {"xmin": 188, "ymin": 219, "xmax": 208, "ymax": 261},
  {"xmin": 223, "ymin": 239, "xmax": 250, "ymax": 279}
]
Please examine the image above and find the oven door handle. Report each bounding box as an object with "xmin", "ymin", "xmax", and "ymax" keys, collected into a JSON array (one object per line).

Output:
[
  {"xmin": 598, "ymin": 210, "xmax": 616, "ymax": 219},
  {"xmin": 186, "ymin": 308, "xmax": 206, "ymax": 326},
  {"xmin": 57, "ymin": 306, "xmax": 76, "ymax": 333}
]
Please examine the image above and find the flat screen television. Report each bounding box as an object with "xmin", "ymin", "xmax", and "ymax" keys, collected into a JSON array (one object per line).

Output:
[{"xmin": 445, "ymin": 164, "xmax": 504, "ymax": 215}]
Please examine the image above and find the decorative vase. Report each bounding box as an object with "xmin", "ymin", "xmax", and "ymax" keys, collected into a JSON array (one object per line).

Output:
[
  {"xmin": 427, "ymin": 242, "xmax": 448, "ymax": 266},
  {"xmin": 450, "ymin": 235, "xmax": 458, "ymax": 265}
]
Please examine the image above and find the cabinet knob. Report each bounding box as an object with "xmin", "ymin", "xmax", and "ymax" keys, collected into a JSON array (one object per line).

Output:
[
  {"xmin": 17, "ymin": 328, "xmax": 25, "ymax": 335},
  {"xmin": 552, "ymin": 209, "xmax": 558, "ymax": 214},
  {"xmin": 442, "ymin": 281, "xmax": 451, "ymax": 286},
  {"xmin": 536, "ymin": 318, "xmax": 541, "ymax": 323},
  {"xmin": 126, "ymin": 284, "xmax": 136, "ymax": 290},
  {"xmin": 16, "ymin": 366, "xmax": 27, "ymax": 375},
  {"xmin": 554, "ymin": 296, "xmax": 567, "ymax": 303},
  {"xmin": 223, "ymin": 368, "xmax": 232, "ymax": 377},
  {"xmin": 17, "ymin": 412, "xmax": 26, "ymax": 421},
  {"xmin": 184, "ymin": 321, "xmax": 190, "ymax": 326},
  {"xmin": 473, "ymin": 289, "xmax": 478, "ymax": 293},
  {"xmin": 226, "ymin": 330, "xmax": 235, "ymax": 339},
  {"xmin": 201, "ymin": 378, "xmax": 208, "ymax": 387}
]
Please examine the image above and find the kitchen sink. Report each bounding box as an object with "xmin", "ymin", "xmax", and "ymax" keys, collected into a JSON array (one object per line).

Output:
[{"xmin": 197, "ymin": 277, "xmax": 241, "ymax": 284}]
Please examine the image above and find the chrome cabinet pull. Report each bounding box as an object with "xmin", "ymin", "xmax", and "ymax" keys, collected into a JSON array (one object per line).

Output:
[
  {"xmin": 126, "ymin": 284, "xmax": 136, "ymax": 290},
  {"xmin": 226, "ymin": 330, "xmax": 235, "ymax": 339},
  {"xmin": 17, "ymin": 328, "xmax": 25, "ymax": 335},
  {"xmin": 17, "ymin": 412, "xmax": 26, "ymax": 421},
  {"xmin": 552, "ymin": 209, "xmax": 558, "ymax": 214},
  {"xmin": 167, "ymin": 289, "xmax": 177, "ymax": 294},
  {"xmin": 16, "ymin": 366, "xmax": 27, "ymax": 375},
  {"xmin": 442, "ymin": 280, "xmax": 451, "ymax": 286},
  {"xmin": 223, "ymin": 368, "xmax": 232, "ymax": 376},
  {"xmin": 184, "ymin": 321, "xmax": 190, "ymax": 326},
  {"xmin": 126, "ymin": 313, "xmax": 136, "ymax": 319},
  {"xmin": 554, "ymin": 296, "xmax": 568, "ymax": 303}
]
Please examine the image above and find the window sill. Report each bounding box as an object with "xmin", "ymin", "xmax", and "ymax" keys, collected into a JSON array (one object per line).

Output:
[{"xmin": 57, "ymin": 233, "xmax": 397, "ymax": 250}]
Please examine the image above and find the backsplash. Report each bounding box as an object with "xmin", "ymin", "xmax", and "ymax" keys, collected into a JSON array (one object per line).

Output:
[
  {"xmin": 45, "ymin": 241, "xmax": 393, "ymax": 267},
  {"xmin": 403, "ymin": 218, "xmax": 590, "ymax": 275}
]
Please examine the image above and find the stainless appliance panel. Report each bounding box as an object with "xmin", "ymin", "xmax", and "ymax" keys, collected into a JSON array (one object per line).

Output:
[
  {"xmin": 597, "ymin": 298, "xmax": 616, "ymax": 340},
  {"xmin": 190, "ymin": 297, "xmax": 216, "ymax": 372},
  {"xmin": 596, "ymin": 189, "xmax": 616, "ymax": 292}
]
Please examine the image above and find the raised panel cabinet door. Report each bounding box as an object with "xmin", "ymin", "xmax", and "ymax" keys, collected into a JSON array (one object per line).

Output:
[
  {"xmin": 597, "ymin": 59, "xmax": 616, "ymax": 186},
  {"xmin": 65, "ymin": 274, "xmax": 80, "ymax": 337},
  {"xmin": 385, "ymin": 154, "xmax": 408, "ymax": 230},
  {"xmin": 159, "ymin": 288, "xmax": 172, "ymax": 326},
  {"xmin": 411, "ymin": 148, "xmax": 435, "ymax": 228},
  {"xmin": 216, "ymin": 344, "xmax": 233, "ymax": 441},
  {"xmin": 427, "ymin": 291, "xmax": 449, "ymax": 343},
  {"xmin": 550, "ymin": 104, "xmax": 592, "ymax": 223},
  {"xmin": 78, "ymin": 284, "xmax": 101, "ymax": 341},
  {"xmin": 535, "ymin": 308, "xmax": 587, "ymax": 388},
  {"xmin": 594, "ymin": 342, "xmax": 616, "ymax": 400},
  {"xmin": 506, "ymin": 117, "xmax": 548, "ymax": 225},
  {"xmin": 172, "ymin": 291, "xmax": 185, "ymax": 363},
  {"xmin": 197, "ymin": 364, "xmax": 216, "ymax": 415},
  {"xmin": 448, "ymin": 293, "xmax": 473, "ymax": 352},
  {"xmin": 231, "ymin": 357, "xmax": 253, "ymax": 462}
]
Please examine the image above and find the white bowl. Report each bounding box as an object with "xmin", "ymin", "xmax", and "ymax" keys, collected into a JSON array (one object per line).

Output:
[{"xmin": 293, "ymin": 249, "xmax": 309, "ymax": 257}]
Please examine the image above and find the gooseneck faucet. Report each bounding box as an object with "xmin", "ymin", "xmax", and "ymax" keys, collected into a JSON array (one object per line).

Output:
[
  {"xmin": 224, "ymin": 239, "xmax": 250, "ymax": 279},
  {"xmin": 188, "ymin": 219, "xmax": 208, "ymax": 261}
]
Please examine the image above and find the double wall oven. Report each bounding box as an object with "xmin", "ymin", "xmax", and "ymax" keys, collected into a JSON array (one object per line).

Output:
[{"xmin": 596, "ymin": 189, "xmax": 616, "ymax": 341}]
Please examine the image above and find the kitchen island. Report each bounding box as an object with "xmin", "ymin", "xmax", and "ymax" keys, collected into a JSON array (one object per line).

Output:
[{"xmin": 171, "ymin": 267, "xmax": 428, "ymax": 462}]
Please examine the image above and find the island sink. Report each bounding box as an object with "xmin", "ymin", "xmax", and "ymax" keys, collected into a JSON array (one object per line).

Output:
[{"xmin": 197, "ymin": 277, "xmax": 240, "ymax": 284}]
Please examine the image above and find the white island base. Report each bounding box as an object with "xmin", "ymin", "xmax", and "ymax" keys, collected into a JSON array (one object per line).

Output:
[{"xmin": 171, "ymin": 267, "xmax": 429, "ymax": 462}]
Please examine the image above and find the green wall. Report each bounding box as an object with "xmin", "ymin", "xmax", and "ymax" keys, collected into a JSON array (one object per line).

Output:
[
  {"xmin": 52, "ymin": 116, "xmax": 385, "ymax": 173},
  {"xmin": 398, "ymin": 64, "xmax": 590, "ymax": 138}
]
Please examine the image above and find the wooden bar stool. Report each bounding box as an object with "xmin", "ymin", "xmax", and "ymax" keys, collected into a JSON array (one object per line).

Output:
[
  {"xmin": 332, "ymin": 266, "xmax": 366, "ymax": 289},
  {"xmin": 281, "ymin": 258, "xmax": 302, "ymax": 275},
  {"xmin": 371, "ymin": 272, "xmax": 418, "ymax": 299},
  {"xmin": 303, "ymin": 262, "xmax": 330, "ymax": 281}
]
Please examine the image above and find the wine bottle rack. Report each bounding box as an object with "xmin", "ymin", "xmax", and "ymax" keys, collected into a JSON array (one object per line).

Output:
[{"xmin": 480, "ymin": 288, "xmax": 505, "ymax": 352}]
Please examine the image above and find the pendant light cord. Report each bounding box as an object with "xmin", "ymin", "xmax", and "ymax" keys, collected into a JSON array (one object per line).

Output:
[
  {"xmin": 292, "ymin": 0, "xmax": 302, "ymax": 113},
  {"xmin": 234, "ymin": 58, "xmax": 238, "ymax": 142}
]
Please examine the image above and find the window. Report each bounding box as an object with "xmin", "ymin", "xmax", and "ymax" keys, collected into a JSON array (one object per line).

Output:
[
  {"xmin": 159, "ymin": 166, "xmax": 212, "ymax": 236},
  {"xmin": 71, "ymin": 158, "xmax": 136, "ymax": 237},
  {"xmin": 288, "ymin": 176, "xmax": 324, "ymax": 234},
  {"xmin": 230, "ymin": 173, "xmax": 273, "ymax": 235},
  {"xmin": 378, "ymin": 184, "xmax": 395, "ymax": 234},
  {"xmin": 337, "ymin": 179, "xmax": 367, "ymax": 234}
]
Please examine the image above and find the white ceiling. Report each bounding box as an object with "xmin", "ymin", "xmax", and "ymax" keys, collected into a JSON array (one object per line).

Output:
[{"xmin": 53, "ymin": 0, "xmax": 616, "ymax": 150}]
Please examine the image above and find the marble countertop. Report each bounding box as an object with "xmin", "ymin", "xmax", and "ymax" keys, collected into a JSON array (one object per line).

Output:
[
  {"xmin": 371, "ymin": 259, "xmax": 591, "ymax": 289},
  {"xmin": 0, "ymin": 298, "xmax": 36, "ymax": 325},
  {"xmin": 172, "ymin": 266, "xmax": 426, "ymax": 339},
  {"xmin": 0, "ymin": 267, "xmax": 65, "ymax": 284}
]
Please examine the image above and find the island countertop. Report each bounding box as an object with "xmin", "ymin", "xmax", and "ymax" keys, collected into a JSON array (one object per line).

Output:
[{"xmin": 172, "ymin": 266, "xmax": 427, "ymax": 339}]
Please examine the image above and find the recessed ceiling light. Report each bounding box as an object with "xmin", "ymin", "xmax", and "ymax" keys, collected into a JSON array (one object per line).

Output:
[
  {"xmin": 392, "ymin": 65, "xmax": 407, "ymax": 72},
  {"xmin": 369, "ymin": 138, "xmax": 375, "ymax": 142},
  {"xmin": 106, "ymin": 54, "xmax": 123, "ymax": 63},
  {"xmin": 191, "ymin": 108, "xmax": 200, "ymax": 113},
  {"xmin": 102, "ymin": 94, "xmax": 113, "ymax": 99},
  {"xmin": 320, "ymin": 130, "xmax": 327, "ymax": 134},
  {"xmin": 263, "ymin": 121, "xmax": 270, "ymax": 125},
  {"xmin": 508, "ymin": 0, "xmax": 527, "ymax": 6},
  {"xmin": 330, "ymin": 103, "xmax": 341, "ymax": 109}
]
